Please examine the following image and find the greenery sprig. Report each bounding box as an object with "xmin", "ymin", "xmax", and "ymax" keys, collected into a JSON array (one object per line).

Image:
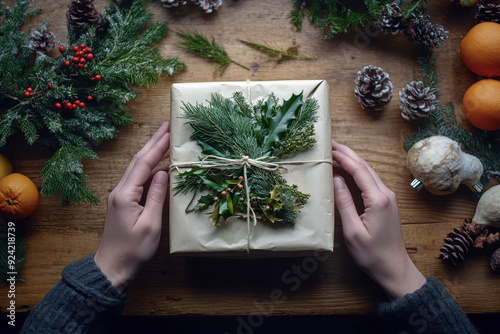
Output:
[
  {"xmin": 174, "ymin": 91, "xmax": 319, "ymax": 226},
  {"xmin": 403, "ymin": 54, "xmax": 500, "ymax": 185},
  {"xmin": 291, "ymin": 0, "xmax": 438, "ymax": 44},
  {"xmin": 238, "ymin": 40, "xmax": 316, "ymax": 64},
  {"xmin": 177, "ymin": 31, "xmax": 250, "ymax": 76},
  {"xmin": 0, "ymin": 0, "xmax": 184, "ymax": 206}
]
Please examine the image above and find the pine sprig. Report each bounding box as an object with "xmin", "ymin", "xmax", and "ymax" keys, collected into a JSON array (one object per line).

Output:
[
  {"xmin": 177, "ymin": 31, "xmax": 250, "ymax": 76},
  {"xmin": 238, "ymin": 40, "xmax": 315, "ymax": 64},
  {"xmin": 291, "ymin": 0, "xmax": 445, "ymax": 47},
  {"xmin": 0, "ymin": 0, "xmax": 184, "ymax": 206},
  {"xmin": 404, "ymin": 54, "xmax": 500, "ymax": 184},
  {"xmin": 174, "ymin": 92, "xmax": 318, "ymax": 226}
]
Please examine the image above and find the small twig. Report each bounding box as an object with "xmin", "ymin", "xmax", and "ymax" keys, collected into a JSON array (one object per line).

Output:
[{"xmin": 239, "ymin": 39, "xmax": 316, "ymax": 64}]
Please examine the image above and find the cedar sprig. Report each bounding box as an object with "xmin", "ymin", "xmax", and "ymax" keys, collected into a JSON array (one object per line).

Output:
[
  {"xmin": 174, "ymin": 91, "xmax": 318, "ymax": 226},
  {"xmin": 238, "ymin": 40, "xmax": 316, "ymax": 64},
  {"xmin": 403, "ymin": 53, "xmax": 500, "ymax": 184},
  {"xmin": 177, "ymin": 31, "xmax": 250, "ymax": 76}
]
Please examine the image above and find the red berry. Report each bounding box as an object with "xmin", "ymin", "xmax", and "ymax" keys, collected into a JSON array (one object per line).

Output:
[
  {"xmin": 74, "ymin": 100, "xmax": 81, "ymax": 105},
  {"xmin": 79, "ymin": 58, "xmax": 86, "ymax": 64},
  {"xmin": 24, "ymin": 91, "xmax": 30, "ymax": 98},
  {"xmin": 94, "ymin": 74, "xmax": 101, "ymax": 81},
  {"xmin": 26, "ymin": 87, "xmax": 34, "ymax": 93},
  {"xmin": 87, "ymin": 96, "xmax": 93, "ymax": 101},
  {"xmin": 59, "ymin": 45, "xmax": 66, "ymax": 53},
  {"xmin": 65, "ymin": 102, "xmax": 73, "ymax": 110},
  {"xmin": 55, "ymin": 102, "xmax": 62, "ymax": 109},
  {"xmin": 80, "ymin": 44, "xmax": 86, "ymax": 49},
  {"xmin": 72, "ymin": 103, "xmax": 78, "ymax": 110},
  {"xmin": 47, "ymin": 83, "xmax": 53, "ymax": 89},
  {"xmin": 72, "ymin": 45, "xmax": 79, "ymax": 53},
  {"xmin": 77, "ymin": 63, "xmax": 85, "ymax": 70},
  {"xmin": 86, "ymin": 53, "xmax": 94, "ymax": 61},
  {"xmin": 64, "ymin": 60, "xmax": 71, "ymax": 67},
  {"xmin": 72, "ymin": 57, "xmax": 79, "ymax": 63},
  {"xmin": 90, "ymin": 77, "xmax": 95, "ymax": 81},
  {"xmin": 87, "ymin": 47, "xmax": 93, "ymax": 53},
  {"xmin": 79, "ymin": 102, "xmax": 85, "ymax": 108}
]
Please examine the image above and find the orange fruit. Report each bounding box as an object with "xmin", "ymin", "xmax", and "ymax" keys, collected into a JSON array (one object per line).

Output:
[
  {"xmin": 460, "ymin": 22, "xmax": 500, "ymax": 77},
  {"xmin": 0, "ymin": 173, "xmax": 39, "ymax": 219},
  {"xmin": 462, "ymin": 79, "xmax": 500, "ymax": 131}
]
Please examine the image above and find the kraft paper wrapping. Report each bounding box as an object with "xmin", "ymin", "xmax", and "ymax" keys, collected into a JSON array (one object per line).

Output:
[{"xmin": 169, "ymin": 80, "xmax": 334, "ymax": 256}]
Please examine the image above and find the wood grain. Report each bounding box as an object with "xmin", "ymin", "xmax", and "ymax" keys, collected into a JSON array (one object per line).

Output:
[{"xmin": 1, "ymin": 0, "xmax": 499, "ymax": 316}]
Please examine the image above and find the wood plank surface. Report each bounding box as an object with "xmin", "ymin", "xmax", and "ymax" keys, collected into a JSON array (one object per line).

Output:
[{"xmin": 1, "ymin": 0, "xmax": 500, "ymax": 317}]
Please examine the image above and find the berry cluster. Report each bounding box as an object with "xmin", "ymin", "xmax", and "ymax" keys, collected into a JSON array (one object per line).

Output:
[
  {"xmin": 60, "ymin": 44, "xmax": 94, "ymax": 70},
  {"xmin": 23, "ymin": 87, "xmax": 34, "ymax": 98}
]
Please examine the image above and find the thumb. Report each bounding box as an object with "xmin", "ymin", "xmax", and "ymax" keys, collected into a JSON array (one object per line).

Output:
[
  {"xmin": 333, "ymin": 176, "xmax": 364, "ymax": 239},
  {"xmin": 143, "ymin": 171, "xmax": 168, "ymax": 218}
]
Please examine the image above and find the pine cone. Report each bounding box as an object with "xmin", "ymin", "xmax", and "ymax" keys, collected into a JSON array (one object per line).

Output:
[
  {"xmin": 379, "ymin": 2, "xmax": 405, "ymax": 34},
  {"xmin": 191, "ymin": 0, "xmax": 223, "ymax": 13},
  {"xmin": 160, "ymin": 0, "xmax": 188, "ymax": 8},
  {"xmin": 438, "ymin": 227, "xmax": 474, "ymax": 265},
  {"xmin": 399, "ymin": 81, "xmax": 436, "ymax": 120},
  {"xmin": 476, "ymin": 0, "xmax": 500, "ymax": 24},
  {"xmin": 354, "ymin": 65, "xmax": 393, "ymax": 112},
  {"xmin": 462, "ymin": 217, "xmax": 500, "ymax": 249},
  {"xmin": 404, "ymin": 15, "xmax": 448, "ymax": 48},
  {"xmin": 491, "ymin": 248, "xmax": 500, "ymax": 272},
  {"xmin": 29, "ymin": 28, "xmax": 55, "ymax": 53},
  {"xmin": 67, "ymin": 0, "xmax": 101, "ymax": 28}
]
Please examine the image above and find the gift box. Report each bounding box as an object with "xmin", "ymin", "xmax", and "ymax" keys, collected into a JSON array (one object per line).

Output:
[{"xmin": 169, "ymin": 80, "xmax": 334, "ymax": 256}]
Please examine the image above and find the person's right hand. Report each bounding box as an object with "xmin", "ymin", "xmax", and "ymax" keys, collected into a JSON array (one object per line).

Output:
[{"xmin": 331, "ymin": 140, "xmax": 426, "ymax": 300}]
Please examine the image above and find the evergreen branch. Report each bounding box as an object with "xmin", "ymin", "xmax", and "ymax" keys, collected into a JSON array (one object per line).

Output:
[
  {"xmin": 175, "ymin": 91, "xmax": 319, "ymax": 226},
  {"xmin": 177, "ymin": 31, "xmax": 249, "ymax": 76},
  {"xmin": 0, "ymin": 0, "xmax": 184, "ymax": 206},
  {"xmin": 238, "ymin": 40, "xmax": 315, "ymax": 64}
]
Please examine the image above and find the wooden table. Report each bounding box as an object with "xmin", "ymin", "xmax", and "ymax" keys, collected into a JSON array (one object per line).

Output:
[{"xmin": 1, "ymin": 0, "xmax": 499, "ymax": 317}]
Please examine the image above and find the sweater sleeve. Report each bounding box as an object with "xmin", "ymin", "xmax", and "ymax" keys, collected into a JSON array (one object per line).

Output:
[
  {"xmin": 21, "ymin": 254, "xmax": 129, "ymax": 334},
  {"xmin": 377, "ymin": 276, "xmax": 478, "ymax": 334}
]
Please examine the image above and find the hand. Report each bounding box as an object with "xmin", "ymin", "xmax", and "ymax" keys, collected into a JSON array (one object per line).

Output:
[
  {"xmin": 331, "ymin": 140, "xmax": 425, "ymax": 300},
  {"xmin": 94, "ymin": 121, "xmax": 171, "ymax": 290}
]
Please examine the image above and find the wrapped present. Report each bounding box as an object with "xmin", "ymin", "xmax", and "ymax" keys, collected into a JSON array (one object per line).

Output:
[{"xmin": 169, "ymin": 80, "xmax": 334, "ymax": 256}]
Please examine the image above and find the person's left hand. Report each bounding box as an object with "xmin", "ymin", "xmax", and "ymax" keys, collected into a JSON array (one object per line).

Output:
[{"xmin": 94, "ymin": 121, "xmax": 170, "ymax": 290}]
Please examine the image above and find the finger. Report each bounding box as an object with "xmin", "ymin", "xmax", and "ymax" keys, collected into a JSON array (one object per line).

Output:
[
  {"xmin": 118, "ymin": 121, "xmax": 170, "ymax": 189},
  {"xmin": 140, "ymin": 163, "xmax": 170, "ymax": 206},
  {"xmin": 123, "ymin": 128, "xmax": 171, "ymax": 188},
  {"xmin": 332, "ymin": 149, "xmax": 380, "ymax": 195},
  {"xmin": 333, "ymin": 175, "xmax": 367, "ymax": 239},
  {"xmin": 332, "ymin": 139, "xmax": 390, "ymax": 193},
  {"xmin": 139, "ymin": 171, "xmax": 168, "ymax": 228}
]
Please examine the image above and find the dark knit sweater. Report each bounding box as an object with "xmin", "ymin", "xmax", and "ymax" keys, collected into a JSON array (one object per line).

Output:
[
  {"xmin": 20, "ymin": 254, "xmax": 129, "ymax": 334},
  {"xmin": 21, "ymin": 257, "xmax": 478, "ymax": 333}
]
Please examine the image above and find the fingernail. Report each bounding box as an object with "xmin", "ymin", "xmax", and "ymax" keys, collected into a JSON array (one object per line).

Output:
[
  {"xmin": 154, "ymin": 171, "xmax": 168, "ymax": 187},
  {"xmin": 333, "ymin": 176, "xmax": 346, "ymax": 192}
]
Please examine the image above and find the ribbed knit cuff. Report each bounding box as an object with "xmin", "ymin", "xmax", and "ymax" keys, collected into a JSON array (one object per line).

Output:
[
  {"xmin": 62, "ymin": 254, "xmax": 129, "ymax": 307},
  {"xmin": 377, "ymin": 276, "xmax": 478, "ymax": 334}
]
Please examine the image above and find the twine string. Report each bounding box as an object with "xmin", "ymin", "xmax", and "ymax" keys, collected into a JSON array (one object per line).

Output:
[{"xmin": 170, "ymin": 154, "xmax": 331, "ymax": 253}]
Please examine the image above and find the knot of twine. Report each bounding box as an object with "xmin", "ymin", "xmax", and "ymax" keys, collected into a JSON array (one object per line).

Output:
[{"xmin": 170, "ymin": 154, "xmax": 331, "ymax": 253}]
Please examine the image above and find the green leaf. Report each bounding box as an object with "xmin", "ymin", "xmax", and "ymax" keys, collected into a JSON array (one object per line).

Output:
[
  {"xmin": 226, "ymin": 193, "xmax": 234, "ymax": 214},
  {"xmin": 209, "ymin": 201, "xmax": 221, "ymax": 226},
  {"xmin": 199, "ymin": 141, "xmax": 229, "ymax": 157},
  {"xmin": 200, "ymin": 174, "xmax": 227, "ymax": 191},
  {"xmin": 261, "ymin": 93, "xmax": 303, "ymax": 153}
]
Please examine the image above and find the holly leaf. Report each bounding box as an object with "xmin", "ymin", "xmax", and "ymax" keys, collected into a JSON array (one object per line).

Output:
[
  {"xmin": 261, "ymin": 92, "xmax": 303, "ymax": 154},
  {"xmin": 200, "ymin": 174, "xmax": 227, "ymax": 191},
  {"xmin": 209, "ymin": 201, "xmax": 221, "ymax": 226},
  {"xmin": 198, "ymin": 141, "xmax": 229, "ymax": 157}
]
